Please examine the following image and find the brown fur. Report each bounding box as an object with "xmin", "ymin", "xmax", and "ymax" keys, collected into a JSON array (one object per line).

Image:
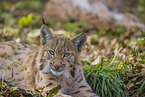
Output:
[{"xmin": 0, "ymin": 25, "xmax": 99, "ymax": 97}]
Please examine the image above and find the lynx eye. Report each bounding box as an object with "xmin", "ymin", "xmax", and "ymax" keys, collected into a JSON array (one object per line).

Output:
[
  {"xmin": 48, "ymin": 50, "xmax": 54, "ymax": 55},
  {"xmin": 63, "ymin": 53, "xmax": 71, "ymax": 57}
]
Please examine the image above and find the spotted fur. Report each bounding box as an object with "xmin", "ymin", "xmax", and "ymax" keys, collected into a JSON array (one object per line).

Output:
[{"xmin": 0, "ymin": 24, "xmax": 99, "ymax": 97}]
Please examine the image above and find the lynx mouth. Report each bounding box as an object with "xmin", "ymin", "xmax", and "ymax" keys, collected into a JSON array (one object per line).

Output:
[
  {"xmin": 49, "ymin": 66, "xmax": 65, "ymax": 72},
  {"xmin": 49, "ymin": 64, "xmax": 66, "ymax": 73}
]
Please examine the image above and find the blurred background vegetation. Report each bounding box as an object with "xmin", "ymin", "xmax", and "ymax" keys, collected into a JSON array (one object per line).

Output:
[{"xmin": 0, "ymin": 0, "xmax": 145, "ymax": 97}]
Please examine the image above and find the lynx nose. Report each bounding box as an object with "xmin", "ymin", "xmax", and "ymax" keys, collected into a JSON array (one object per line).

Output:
[{"xmin": 54, "ymin": 65, "xmax": 61, "ymax": 69}]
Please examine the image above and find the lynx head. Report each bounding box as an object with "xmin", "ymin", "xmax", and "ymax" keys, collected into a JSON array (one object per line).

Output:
[{"xmin": 38, "ymin": 24, "xmax": 87, "ymax": 78}]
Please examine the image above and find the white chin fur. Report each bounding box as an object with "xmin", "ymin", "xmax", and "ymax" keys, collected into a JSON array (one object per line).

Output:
[
  {"xmin": 51, "ymin": 69, "xmax": 70, "ymax": 78},
  {"xmin": 51, "ymin": 70, "xmax": 64, "ymax": 76}
]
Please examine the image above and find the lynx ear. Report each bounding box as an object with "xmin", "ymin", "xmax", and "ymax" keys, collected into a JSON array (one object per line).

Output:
[
  {"xmin": 71, "ymin": 33, "xmax": 87, "ymax": 52},
  {"xmin": 40, "ymin": 24, "xmax": 54, "ymax": 45}
]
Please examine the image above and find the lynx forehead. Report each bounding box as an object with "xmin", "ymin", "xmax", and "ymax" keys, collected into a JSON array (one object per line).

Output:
[
  {"xmin": 0, "ymin": 24, "xmax": 99, "ymax": 97},
  {"xmin": 44, "ymin": 36, "xmax": 76, "ymax": 53}
]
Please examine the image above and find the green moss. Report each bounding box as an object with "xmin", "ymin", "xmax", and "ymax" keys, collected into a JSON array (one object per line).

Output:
[{"xmin": 18, "ymin": 13, "xmax": 34, "ymax": 26}]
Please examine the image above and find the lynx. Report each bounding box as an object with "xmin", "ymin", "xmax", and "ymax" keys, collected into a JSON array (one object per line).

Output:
[{"xmin": 0, "ymin": 24, "xmax": 99, "ymax": 97}]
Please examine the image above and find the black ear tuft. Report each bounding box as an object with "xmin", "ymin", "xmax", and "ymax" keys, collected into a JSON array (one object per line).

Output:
[
  {"xmin": 40, "ymin": 24, "xmax": 54, "ymax": 45},
  {"xmin": 84, "ymin": 29, "xmax": 90, "ymax": 33},
  {"xmin": 71, "ymin": 33, "xmax": 87, "ymax": 52},
  {"xmin": 42, "ymin": 18, "xmax": 45, "ymax": 24}
]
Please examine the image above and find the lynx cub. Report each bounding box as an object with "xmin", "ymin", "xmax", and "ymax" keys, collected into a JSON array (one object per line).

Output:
[{"xmin": 0, "ymin": 24, "xmax": 99, "ymax": 97}]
